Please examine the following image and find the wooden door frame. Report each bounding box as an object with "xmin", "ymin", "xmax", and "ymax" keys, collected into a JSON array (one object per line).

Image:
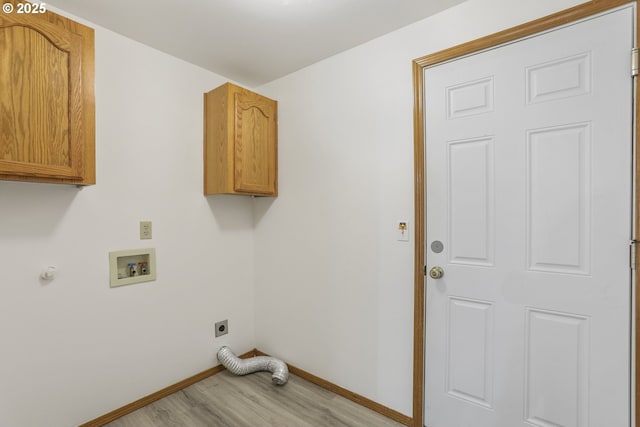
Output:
[{"xmin": 412, "ymin": 1, "xmax": 639, "ymax": 426}]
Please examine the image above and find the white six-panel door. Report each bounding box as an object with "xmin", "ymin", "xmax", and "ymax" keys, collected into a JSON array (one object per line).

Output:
[{"xmin": 424, "ymin": 6, "xmax": 634, "ymax": 427}]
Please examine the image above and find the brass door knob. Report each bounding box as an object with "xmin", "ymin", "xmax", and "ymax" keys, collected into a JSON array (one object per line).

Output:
[{"xmin": 429, "ymin": 266, "xmax": 444, "ymax": 279}]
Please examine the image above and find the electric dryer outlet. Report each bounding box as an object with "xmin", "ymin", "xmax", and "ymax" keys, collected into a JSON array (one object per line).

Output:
[{"xmin": 215, "ymin": 320, "xmax": 228, "ymax": 337}]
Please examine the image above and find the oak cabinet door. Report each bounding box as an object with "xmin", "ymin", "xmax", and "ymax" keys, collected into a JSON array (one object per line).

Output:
[
  {"xmin": 0, "ymin": 3, "xmax": 95, "ymax": 185},
  {"xmin": 204, "ymin": 83, "xmax": 277, "ymax": 196},
  {"xmin": 233, "ymin": 88, "xmax": 277, "ymax": 195}
]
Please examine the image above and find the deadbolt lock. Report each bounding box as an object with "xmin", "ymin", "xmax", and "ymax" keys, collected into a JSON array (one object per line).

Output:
[{"xmin": 429, "ymin": 266, "xmax": 444, "ymax": 279}]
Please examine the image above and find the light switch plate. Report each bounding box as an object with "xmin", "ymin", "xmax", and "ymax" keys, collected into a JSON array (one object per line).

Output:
[{"xmin": 140, "ymin": 221, "xmax": 152, "ymax": 239}]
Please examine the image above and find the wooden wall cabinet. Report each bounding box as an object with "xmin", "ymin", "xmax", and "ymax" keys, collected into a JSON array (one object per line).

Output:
[
  {"xmin": 0, "ymin": 1, "xmax": 95, "ymax": 185},
  {"xmin": 204, "ymin": 83, "xmax": 277, "ymax": 196}
]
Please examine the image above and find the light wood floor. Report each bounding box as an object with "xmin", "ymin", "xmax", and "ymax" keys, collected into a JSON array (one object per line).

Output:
[{"xmin": 104, "ymin": 371, "xmax": 406, "ymax": 427}]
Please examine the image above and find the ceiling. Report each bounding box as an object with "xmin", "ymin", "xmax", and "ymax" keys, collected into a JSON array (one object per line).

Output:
[{"xmin": 46, "ymin": 0, "xmax": 466, "ymax": 87}]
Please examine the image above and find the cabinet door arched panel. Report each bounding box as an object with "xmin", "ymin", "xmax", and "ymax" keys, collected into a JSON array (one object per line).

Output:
[
  {"xmin": 0, "ymin": 4, "xmax": 95, "ymax": 185},
  {"xmin": 233, "ymin": 94, "xmax": 276, "ymax": 194},
  {"xmin": 204, "ymin": 82, "xmax": 278, "ymax": 196}
]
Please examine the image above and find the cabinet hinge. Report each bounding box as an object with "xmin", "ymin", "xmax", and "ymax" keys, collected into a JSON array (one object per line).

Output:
[
  {"xmin": 632, "ymin": 48, "xmax": 639, "ymax": 77},
  {"xmin": 631, "ymin": 240, "xmax": 638, "ymax": 270},
  {"xmin": 424, "ymin": 265, "xmax": 427, "ymax": 276}
]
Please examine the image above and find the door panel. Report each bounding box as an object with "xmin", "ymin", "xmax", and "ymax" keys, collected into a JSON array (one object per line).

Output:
[
  {"xmin": 448, "ymin": 136, "xmax": 495, "ymax": 266},
  {"xmin": 446, "ymin": 296, "xmax": 494, "ymax": 408},
  {"xmin": 526, "ymin": 123, "xmax": 591, "ymax": 275},
  {"xmin": 524, "ymin": 308, "xmax": 589, "ymax": 427},
  {"xmin": 424, "ymin": 6, "xmax": 634, "ymax": 427}
]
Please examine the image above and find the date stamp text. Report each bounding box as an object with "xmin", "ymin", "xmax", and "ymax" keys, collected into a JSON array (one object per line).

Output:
[{"xmin": 2, "ymin": 3, "xmax": 47, "ymax": 14}]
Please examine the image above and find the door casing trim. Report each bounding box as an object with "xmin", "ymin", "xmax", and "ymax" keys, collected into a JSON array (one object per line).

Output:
[{"xmin": 412, "ymin": 1, "xmax": 639, "ymax": 426}]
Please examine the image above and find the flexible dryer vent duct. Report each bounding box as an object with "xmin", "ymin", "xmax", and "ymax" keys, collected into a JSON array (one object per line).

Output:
[{"xmin": 217, "ymin": 346, "xmax": 289, "ymax": 385}]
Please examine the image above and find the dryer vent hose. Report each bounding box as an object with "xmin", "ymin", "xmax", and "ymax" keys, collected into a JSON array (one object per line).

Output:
[{"xmin": 217, "ymin": 346, "xmax": 289, "ymax": 385}]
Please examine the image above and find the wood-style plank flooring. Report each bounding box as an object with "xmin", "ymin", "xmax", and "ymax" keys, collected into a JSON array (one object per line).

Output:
[{"xmin": 105, "ymin": 371, "xmax": 406, "ymax": 427}]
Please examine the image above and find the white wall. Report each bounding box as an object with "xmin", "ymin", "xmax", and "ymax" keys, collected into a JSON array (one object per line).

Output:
[
  {"xmin": 254, "ymin": 0, "xmax": 584, "ymax": 416},
  {"xmin": 0, "ymin": 14, "xmax": 256, "ymax": 427},
  {"xmin": 0, "ymin": 1, "xmax": 592, "ymax": 425}
]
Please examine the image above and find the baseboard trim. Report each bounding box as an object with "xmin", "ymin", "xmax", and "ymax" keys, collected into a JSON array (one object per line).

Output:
[
  {"xmin": 79, "ymin": 348, "xmax": 412, "ymax": 427},
  {"xmin": 255, "ymin": 350, "xmax": 413, "ymax": 426},
  {"xmin": 78, "ymin": 348, "xmax": 259, "ymax": 427}
]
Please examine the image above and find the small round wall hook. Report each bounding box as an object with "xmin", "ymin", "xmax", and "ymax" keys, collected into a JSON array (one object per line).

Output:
[{"xmin": 40, "ymin": 266, "xmax": 57, "ymax": 281}]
